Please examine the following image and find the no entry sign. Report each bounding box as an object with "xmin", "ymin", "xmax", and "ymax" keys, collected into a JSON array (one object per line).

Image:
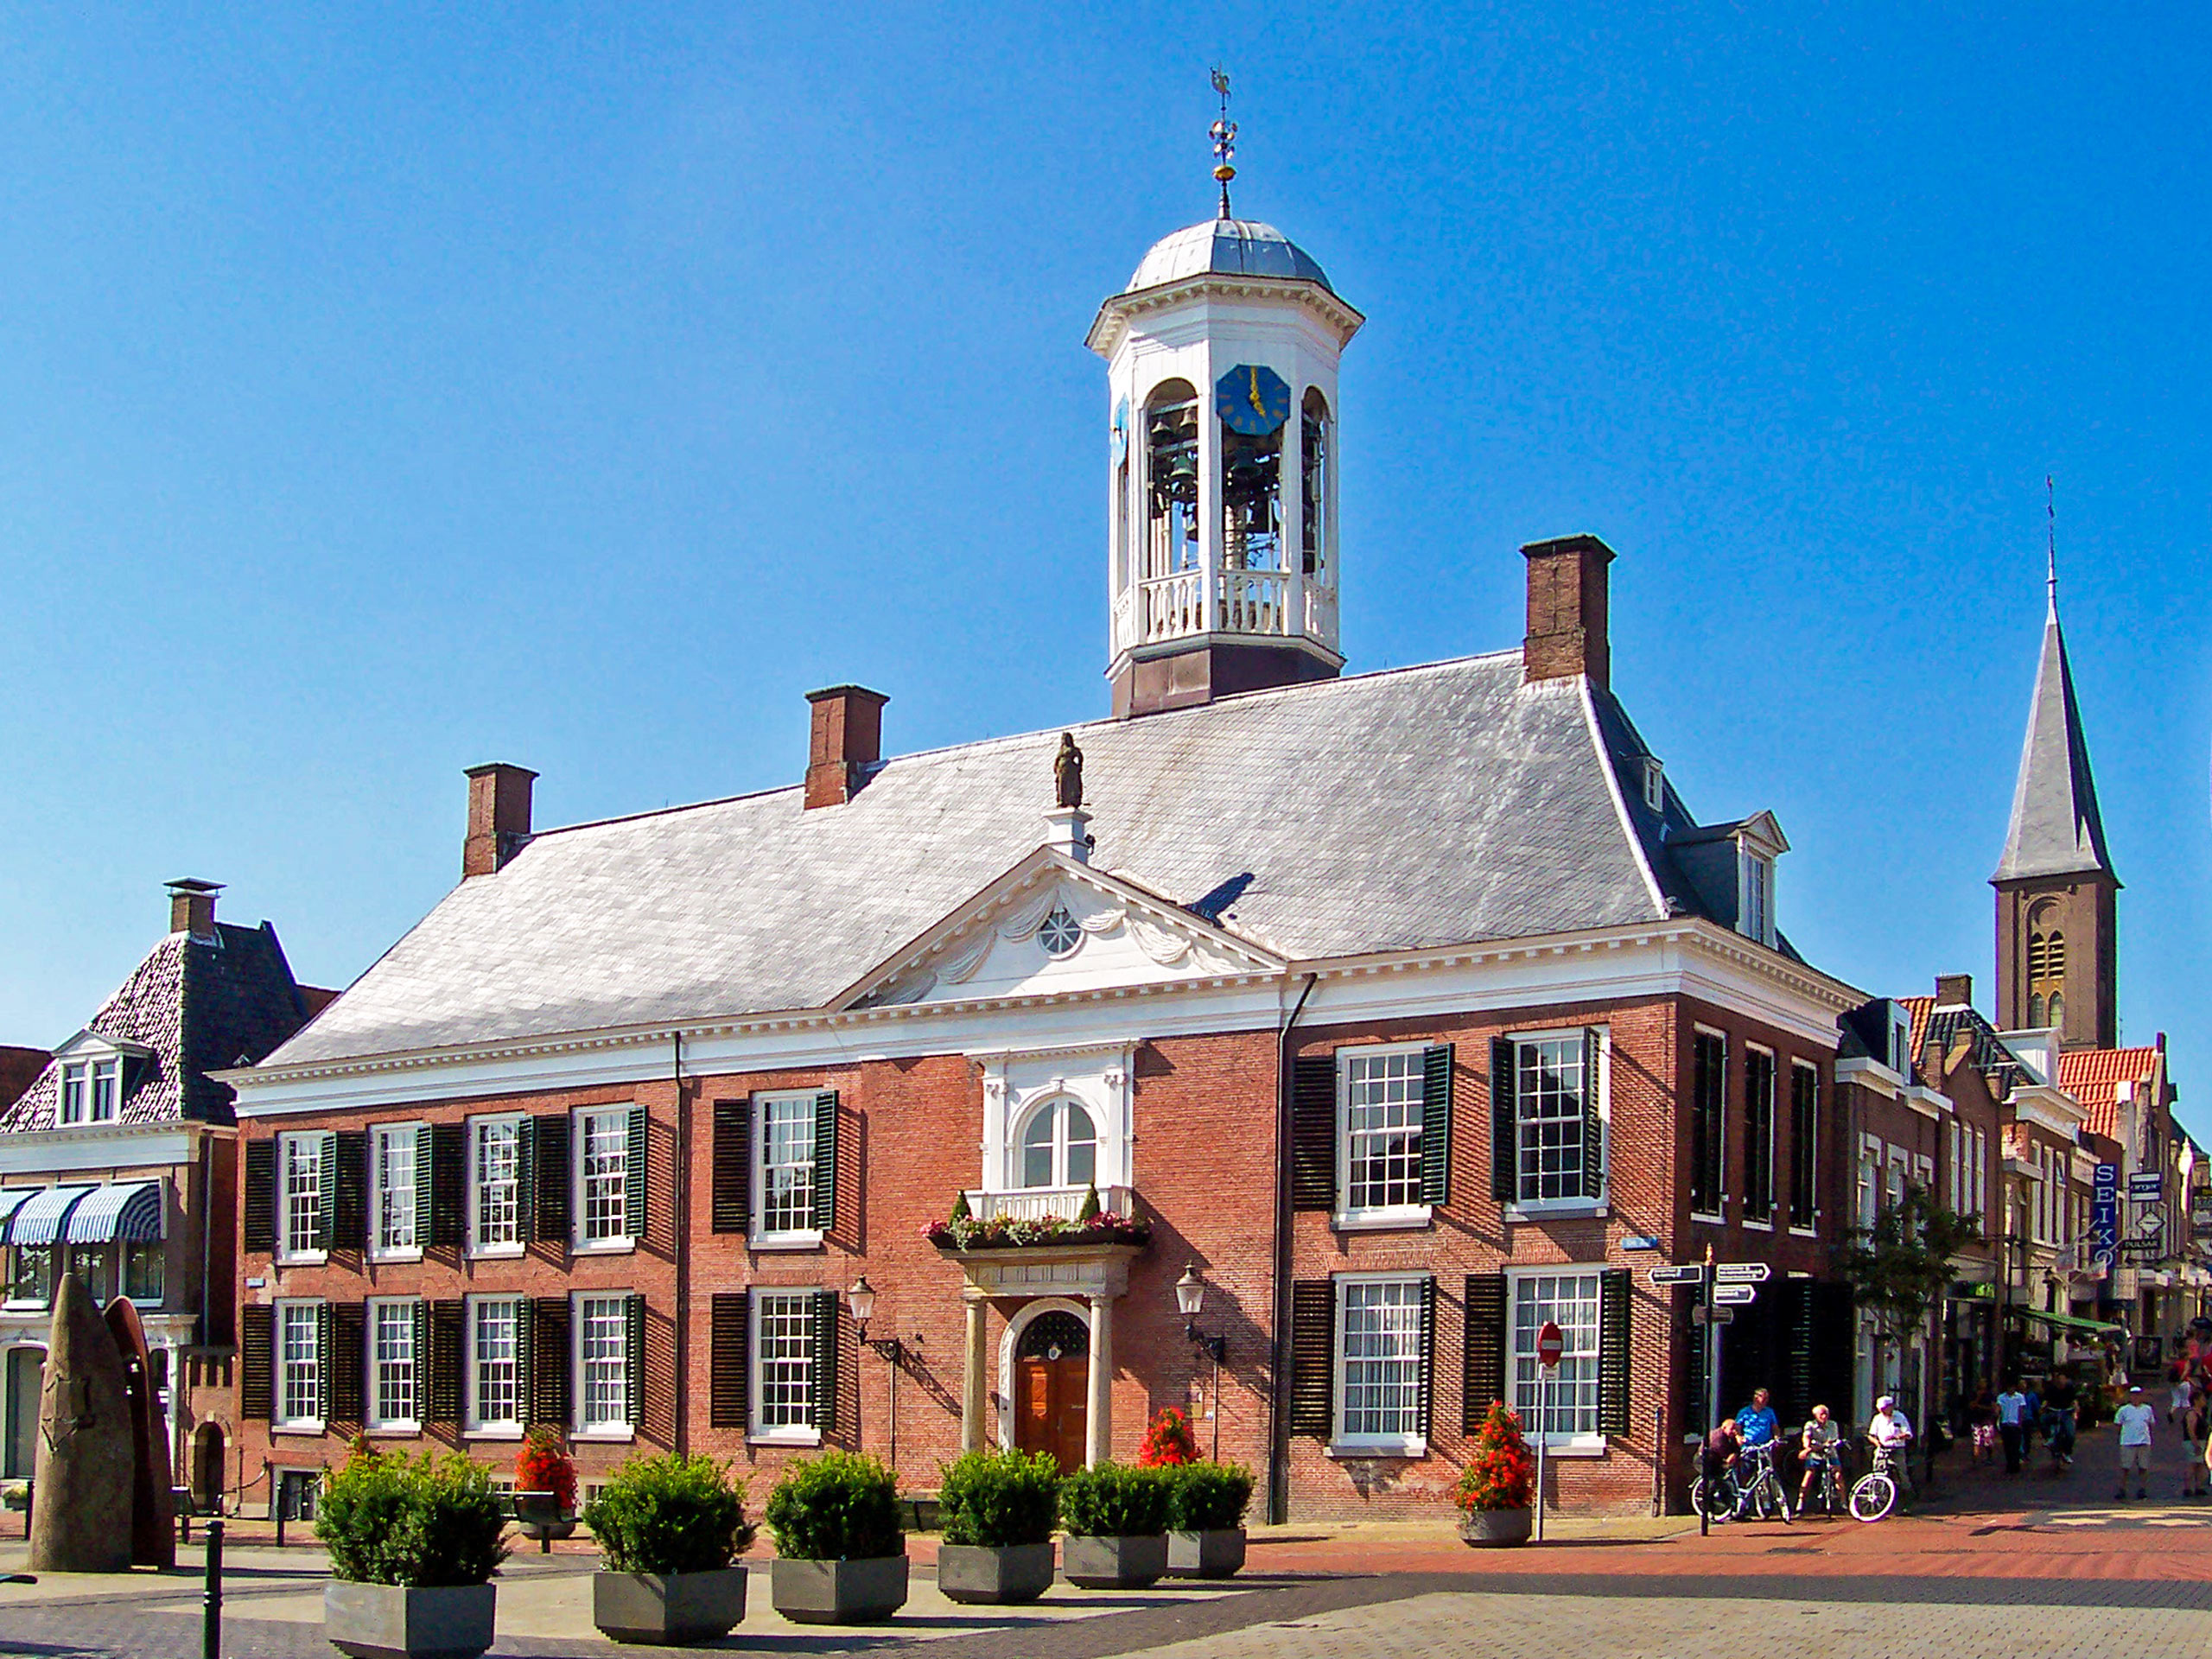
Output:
[{"xmin": 1536, "ymin": 1319, "xmax": 1564, "ymax": 1370}]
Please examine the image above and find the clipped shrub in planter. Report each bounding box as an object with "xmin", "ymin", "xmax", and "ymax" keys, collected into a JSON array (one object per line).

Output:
[
  {"xmin": 584, "ymin": 1453, "xmax": 758, "ymax": 1645},
  {"xmin": 318, "ymin": 1446, "xmax": 509, "ymax": 1659},
  {"xmin": 1165, "ymin": 1460, "xmax": 1254, "ymax": 1579},
  {"xmin": 1136, "ymin": 1407, "xmax": 1200, "ymax": 1468},
  {"xmin": 935, "ymin": 1449, "xmax": 1061, "ymax": 1605},
  {"xmin": 763, "ymin": 1452, "xmax": 907, "ymax": 1624},
  {"xmin": 1058, "ymin": 1462, "xmax": 1171, "ymax": 1589},
  {"xmin": 1455, "ymin": 1402, "xmax": 1535, "ymax": 1547}
]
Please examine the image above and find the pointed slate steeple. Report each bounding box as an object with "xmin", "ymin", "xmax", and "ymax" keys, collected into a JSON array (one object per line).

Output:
[{"xmin": 1992, "ymin": 592, "xmax": 2115, "ymax": 885}]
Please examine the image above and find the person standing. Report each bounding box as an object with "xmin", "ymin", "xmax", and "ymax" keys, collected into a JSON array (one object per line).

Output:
[
  {"xmin": 2180, "ymin": 1378, "xmax": 2208, "ymax": 1499},
  {"xmin": 1996, "ymin": 1379, "xmax": 2030, "ymax": 1475},
  {"xmin": 1967, "ymin": 1381, "xmax": 1998, "ymax": 1466},
  {"xmin": 2114, "ymin": 1384, "xmax": 2155, "ymax": 1502}
]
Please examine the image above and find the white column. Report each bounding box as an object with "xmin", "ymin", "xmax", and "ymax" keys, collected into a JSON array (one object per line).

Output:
[
  {"xmin": 1085, "ymin": 1294, "xmax": 1114, "ymax": 1468},
  {"xmin": 962, "ymin": 1288, "xmax": 989, "ymax": 1453}
]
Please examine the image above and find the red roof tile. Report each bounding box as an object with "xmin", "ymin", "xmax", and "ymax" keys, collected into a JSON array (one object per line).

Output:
[{"xmin": 2056, "ymin": 1046, "xmax": 2160, "ymax": 1140}]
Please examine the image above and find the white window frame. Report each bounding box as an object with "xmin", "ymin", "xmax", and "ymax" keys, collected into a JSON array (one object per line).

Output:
[
  {"xmin": 752, "ymin": 1091, "xmax": 824, "ymax": 1249},
  {"xmin": 123, "ymin": 1236, "xmax": 164, "ymax": 1303},
  {"xmin": 365, "ymin": 1297, "xmax": 421, "ymax": 1435},
  {"xmin": 1742, "ymin": 1042, "xmax": 1777, "ymax": 1230},
  {"xmin": 572, "ymin": 1106, "xmax": 635, "ymax": 1253},
  {"xmin": 1503, "ymin": 1027, "xmax": 1609, "ymax": 1218},
  {"xmin": 572, "ymin": 1292, "xmax": 633, "ymax": 1441},
  {"xmin": 1013, "ymin": 1095, "xmax": 1102, "ymax": 1192},
  {"xmin": 467, "ymin": 1114, "xmax": 526, "ymax": 1259},
  {"xmin": 89, "ymin": 1058, "xmax": 119, "ymax": 1122},
  {"xmin": 1787, "ymin": 1058, "xmax": 1821, "ymax": 1236},
  {"xmin": 372, "ymin": 1122, "xmax": 423, "ymax": 1262},
  {"xmin": 59, "ymin": 1063, "xmax": 86, "ymax": 1126},
  {"xmin": 1739, "ymin": 851, "xmax": 1775, "ymax": 947},
  {"xmin": 464, "ymin": 1294, "xmax": 524, "ymax": 1439},
  {"xmin": 1691, "ymin": 1026, "xmax": 1729, "ymax": 1222},
  {"xmin": 276, "ymin": 1132, "xmax": 327, "ymax": 1266},
  {"xmin": 1641, "ymin": 756, "xmax": 1664, "ymax": 812},
  {"xmin": 1334, "ymin": 1043, "xmax": 1433, "ymax": 1231},
  {"xmin": 748, "ymin": 1287, "xmax": 823, "ymax": 1446},
  {"xmin": 273, "ymin": 1298, "xmax": 324, "ymax": 1433},
  {"xmin": 1329, "ymin": 1272, "xmax": 1428, "ymax": 1457},
  {"xmin": 1507, "ymin": 1266, "xmax": 1608, "ymax": 1455}
]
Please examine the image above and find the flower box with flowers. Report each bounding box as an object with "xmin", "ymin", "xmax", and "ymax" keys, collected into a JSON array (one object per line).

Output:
[{"xmin": 925, "ymin": 1212, "xmax": 1151, "ymax": 1252}]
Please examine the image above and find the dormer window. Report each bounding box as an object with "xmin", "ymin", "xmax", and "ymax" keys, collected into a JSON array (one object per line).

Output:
[
  {"xmin": 1641, "ymin": 757, "xmax": 1664, "ymax": 813},
  {"xmin": 58, "ymin": 1056, "xmax": 124, "ymax": 1125},
  {"xmin": 1741, "ymin": 852, "xmax": 1774, "ymax": 948},
  {"xmin": 1888, "ymin": 1007, "xmax": 1912, "ymax": 1077}
]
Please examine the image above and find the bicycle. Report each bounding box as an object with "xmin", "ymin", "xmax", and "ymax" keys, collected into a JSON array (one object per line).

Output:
[
  {"xmin": 1694, "ymin": 1441, "xmax": 1793, "ymax": 1522},
  {"xmin": 1849, "ymin": 1444, "xmax": 1908, "ymax": 1522},
  {"xmin": 1796, "ymin": 1445, "xmax": 1847, "ymax": 1518}
]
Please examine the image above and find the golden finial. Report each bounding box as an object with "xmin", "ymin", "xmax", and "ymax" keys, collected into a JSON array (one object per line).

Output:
[{"xmin": 1210, "ymin": 67, "xmax": 1236, "ymax": 219}]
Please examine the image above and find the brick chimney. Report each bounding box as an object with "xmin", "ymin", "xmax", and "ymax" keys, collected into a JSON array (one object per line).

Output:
[
  {"xmin": 167, "ymin": 878, "xmax": 223, "ymax": 938},
  {"xmin": 805, "ymin": 686, "xmax": 889, "ymax": 810},
  {"xmin": 1522, "ymin": 534, "xmax": 1616, "ymax": 690},
  {"xmin": 1936, "ymin": 972, "xmax": 1974, "ymax": 1007},
  {"xmin": 463, "ymin": 763, "xmax": 537, "ymax": 878}
]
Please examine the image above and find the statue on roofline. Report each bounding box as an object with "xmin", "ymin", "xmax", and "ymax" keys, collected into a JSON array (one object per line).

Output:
[{"xmin": 1054, "ymin": 733, "xmax": 1084, "ymax": 810}]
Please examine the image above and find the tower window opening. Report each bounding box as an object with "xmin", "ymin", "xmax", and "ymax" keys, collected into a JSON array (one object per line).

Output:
[
  {"xmin": 1301, "ymin": 389, "xmax": 1329, "ymax": 579},
  {"xmin": 1143, "ymin": 384, "xmax": 1201, "ymax": 581},
  {"xmin": 1221, "ymin": 424, "xmax": 1283, "ymax": 574}
]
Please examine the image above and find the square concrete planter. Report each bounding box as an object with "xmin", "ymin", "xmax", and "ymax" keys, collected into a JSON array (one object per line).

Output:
[
  {"xmin": 593, "ymin": 1567, "xmax": 748, "ymax": 1644},
  {"xmin": 324, "ymin": 1581, "xmax": 496, "ymax": 1659},
  {"xmin": 1166, "ymin": 1527, "xmax": 1246, "ymax": 1579},
  {"xmin": 937, "ymin": 1541, "xmax": 1056, "ymax": 1605},
  {"xmin": 769, "ymin": 1554, "xmax": 909, "ymax": 1624},
  {"xmin": 1061, "ymin": 1532, "xmax": 1167, "ymax": 1589}
]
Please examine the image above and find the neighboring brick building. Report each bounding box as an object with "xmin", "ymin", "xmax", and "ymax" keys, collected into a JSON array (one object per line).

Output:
[
  {"xmin": 223, "ymin": 201, "xmax": 1864, "ymax": 1520},
  {"xmin": 0, "ymin": 880, "xmax": 327, "ymax": 1510}
]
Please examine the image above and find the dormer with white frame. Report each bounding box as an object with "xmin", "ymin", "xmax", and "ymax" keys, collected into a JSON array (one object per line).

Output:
[
  {"xmin": 1668, "ymin": 810, "xmax": 1789, "ymax": 950},
  {"xmin": 48, "ymin": 1030, "xmax": 155, "ymax": 1128}
]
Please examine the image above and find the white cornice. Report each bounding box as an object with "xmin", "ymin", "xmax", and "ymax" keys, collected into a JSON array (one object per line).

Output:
[
  {"xmin": 1836, "ymin": 1058, "xmax": 1903, "ymax": 1099},
  {"xmin": 1086, "ymin": 275, "xmax": 1364, "ymax": 357},
  {"xmin": 0, "ymin": 1120, "xmax": 214, "ymax": 1177}
]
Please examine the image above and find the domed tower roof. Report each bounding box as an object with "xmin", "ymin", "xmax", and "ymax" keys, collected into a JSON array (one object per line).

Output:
[{"xmin": 1125, "ymin": 218, "xmax": 1336, "ymax": 296}]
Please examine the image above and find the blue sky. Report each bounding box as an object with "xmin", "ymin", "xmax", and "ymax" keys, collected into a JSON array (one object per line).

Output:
[{"xmin": 3, "ymin": 6, "xmax": 2205, "ymax": 1128}]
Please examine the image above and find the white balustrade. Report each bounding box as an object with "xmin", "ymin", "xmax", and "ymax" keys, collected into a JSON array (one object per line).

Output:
[
  {"xmin": 963, "ymin": 1185, "xmax": 1136, "ymax": 1224},
  {"xmin": 1218, "ymin": 569, "xmax": 1286, "ymax": 635},
  {"xmin": 1141, "ymin": 573, "xmax": 1204, "ymax": 642}
]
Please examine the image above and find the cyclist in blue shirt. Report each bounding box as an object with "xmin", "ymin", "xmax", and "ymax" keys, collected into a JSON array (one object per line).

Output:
[{"xmin": 1736, "ymin": 1388, "xmax": 1781, "ymax": 1448}]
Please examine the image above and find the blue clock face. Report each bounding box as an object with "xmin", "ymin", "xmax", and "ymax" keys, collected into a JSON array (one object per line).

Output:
[
  {"xmin": 1112, "ymin": 396, "xmax": 1129, "ymax": 461},
  {"xmin": 1216, "ymin": 364, "xmax": 1292, "ymax": 435}
]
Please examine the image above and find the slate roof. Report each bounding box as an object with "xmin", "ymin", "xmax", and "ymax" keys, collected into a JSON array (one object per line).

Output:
[
  {"xmin": 2056, "ymin": 1046, "xmax": 2164, "ymax": 1141},
  {"xmin": 1993, "ymin": 598, "xmax": 2116, "ymax": 884},
  {"xmin": 0, "ymin": 922, "xmax": 321, "ymax": 1132},
  {"xmin": 268, "ymin": 653, "xmax": 1794, "ymax": 1068}
]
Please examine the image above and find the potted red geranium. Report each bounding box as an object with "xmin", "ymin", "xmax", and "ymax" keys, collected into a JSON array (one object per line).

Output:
[
  {"xmin": 1455, "ymin": 1402, "xmax": 1535, "ymax": 1547},
  {"xmin": 1136, "ymin": 1407, "xmax": 1199, "ymax": 1468},
  {"xmin": 514, "ymin": 1427, "xmax": 578, "ymax": 1548}
]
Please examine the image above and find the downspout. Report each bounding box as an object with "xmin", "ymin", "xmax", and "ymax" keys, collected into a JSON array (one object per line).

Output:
[
  {"xmin": 1266, "ymin": 973, "xmax": 1319, "ymax": 1526},
  {"xmin": 672, "ymin": 1031, "xmax": 690, "ymax": 1454}
]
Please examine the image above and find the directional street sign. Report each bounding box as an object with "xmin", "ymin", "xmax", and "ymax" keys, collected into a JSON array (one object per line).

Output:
[
  {"xmin": 1692, "ymin": 1306, "xmax": 1735, "ymax": 1325},
  {"xmin": 1647, "ymin": 1265, "xmax": 1706, "ymax": 1286},
  {"xmin": 2130, "ymin": 1173, "xmax": 2164, "ymax": 1200},
  {"xmin": 1713, "ymin": 1285, "xmax": 1758, "ymax": 1306},
  {"xmin": 1713, "ymin": 1262, "xmax": 1772, "ymax": 1285}
]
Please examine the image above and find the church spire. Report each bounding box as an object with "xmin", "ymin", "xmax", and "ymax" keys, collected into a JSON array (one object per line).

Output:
[{"xmin": 1992, "ymin": 583, "xmax": 2115, "ymax": 885}]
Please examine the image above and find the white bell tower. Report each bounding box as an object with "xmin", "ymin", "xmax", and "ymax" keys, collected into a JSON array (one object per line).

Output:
[{"xmin": 1085, "ymin": 87, "xmax": 1363, "ymax": 719}]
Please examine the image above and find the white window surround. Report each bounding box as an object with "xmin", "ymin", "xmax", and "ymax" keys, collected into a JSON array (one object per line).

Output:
[
  {"xmin": 1335, "ymin": 1041, "xmax": 1433, "ymax": 1231},
  {"xmin": 1507, "ymin": 1266, "xmax": 1608, "ymax": 1455},
  {"xmin": 572, "ymin": 1105, "xmax": 635, "ymax": 1253},
  {"xmin": 467, "ymin": 1114, "xmax": 526, "ymax": 1259},
  {"xmin": 1742, "ymin": 1042, "xmax": 1776, "ymax": 1233},
  {"xmin": 1014, "ymin": 1094, "xmax": 1100, "ymax": 1192},
  {"xmin": 1502, "ymin": 1026, "xmax": 1611, "ymax": 1221},
  {"xmin": 464, "ymin": 1294, "xmax": 524, "ymax": 1439},
  {"xmin": 372, "ymin": 1122, "xmax": 423, "ymax": 1262},
  {"xmin": 365, "ymin": 1297, "xmax": 420, "ymax": 1435},
  {"xmin": 1690, "ymin": 1024, "xmax": 1729, "ymax": 1222},
  {"xmin": 276, "ymin": 1132, "xmax": 327, "ymax": 1267},
  {"xmin": 273, "ymin": 1298, "xmax": 324, "ymax": 1433},
  {"xmin": 572, "ymin": 1291, "xmax": 633, "ymax": 1441},
  {"xmin": 748, "ymin": 1287, "xmax": 823, "ymax": 1446},
  {"xmin": 1788, "ymin": 1058, "xmax": 1821, "ymax": 1237},
  {"xmin": 752, "ymin": 1090, "xmax": 824, "ymax": 1249},
  {"xmin": 1330, "ymin": 1271, "xmax": 1428, "ymax": 1458},
  {"xmin": 975, "ymin": 1046, "xmax": 1133, "ymax": 1201},
  {"xmin": 1641, "ymin": 756, "xmax": 1664, "ymax": 812},
  {"xmin": 1740, "ymin": 852, "xmax": 1774, "ymax": 949}
]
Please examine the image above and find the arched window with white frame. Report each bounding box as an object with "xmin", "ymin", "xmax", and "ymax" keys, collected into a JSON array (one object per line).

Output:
[{"xmin": 1017, "ymin": 1096, "xmax": 1099, "ymax": 1191}]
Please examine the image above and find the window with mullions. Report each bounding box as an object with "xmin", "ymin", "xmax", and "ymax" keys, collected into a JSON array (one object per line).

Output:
[
  {"xmin": 471, "ymin": 1118, "xmax": 523, "ymax": 1253},
  {"xmin": 8, "ymin": 1245, "xmax": 53, "ymax": 1306},
  {"xmin": 1020, "ymin": 1097, "xmax": 1098, "ymax": 1191},
  {"xmin": 756, "ymin": 1094, "xmax": 819, "ymax": 1240},
  {"xmin": 1510, "ymin": 1033, "xmax": 1599, "ymax": 1203},
  {"xmin": 124, "ymin": 1239, "xmax": 163, "ymax": 1302},
  {"xmin": 1744, "ymin": 1048, "xmax": 1777, "ymax": 1224},
  {"xmin": 368, "ymin": 1300, "xmax": 419, "ymax": 1432},
  {"xmin": 373, "ymin": 1124, "xmax": 421, "ymax": 1257},
  {"xmin": 1342, "ymin": 1049, "xmax": 1424, "ymax": 1214},
  {"xmin": 753, "ymin": 1291, "xmax": 817, "ymax": 1440},
  {"xmin": 276, "ymin": 1300, "xmax": 323, "ymax": 1427},
  {"xmin": 1511, "ymin": 1271, "xmax": 1603, "ymax": 1439},
  {"xmin": 468, "ymin": 1297, "xmax": 521, "ymax": 1433},
  {"xmin": 576, "ymin": 1294, "xmax": 629, "ymax": 1433},
  {"xmin": 576, "ymin": 1109, "xmax": 629, "ymax": 1245},
  {"xmin": 280, "ymin": 1134, "xmax": 327, "ymax": 1261},
  {"xmin": 1336, "ymin": 1277, "xmax": 1427, "ymax": 1449},
  {"xmin": 1788, "ymin": 1062, "xmax": 1819, "ymax": 1230},
  {"xmin": 1689, "ymin": 1031, "xmax": 1726, "ymax": 1217}
]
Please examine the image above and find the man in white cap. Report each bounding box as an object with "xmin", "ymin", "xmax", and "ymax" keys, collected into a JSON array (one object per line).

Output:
[
  {"xmin": 1867, "ymin": 1394, "xmax": 1916, "ymax": 1500},
  {"xmin": 2115, "ymin": 1383, "xmax": 2156, "ymax": 1502}
]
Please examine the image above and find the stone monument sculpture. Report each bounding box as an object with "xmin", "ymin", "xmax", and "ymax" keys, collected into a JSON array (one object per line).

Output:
[{"xmin": 27, "ymin": 1274, "xmax": 136, "ymax": 1573}]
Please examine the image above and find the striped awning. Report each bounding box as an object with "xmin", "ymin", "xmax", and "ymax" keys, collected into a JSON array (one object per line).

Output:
[
  {"xmin": 0, "ymin": 1190, "xmax": 35, "ymax": 1237},
  {"xmin": 7, "ymin": 1185, "xmax": 93, "ymax": 1247},
  {"xmin": 65, "ymin": 1181, "xmax": 164, "ymax": 1243}
]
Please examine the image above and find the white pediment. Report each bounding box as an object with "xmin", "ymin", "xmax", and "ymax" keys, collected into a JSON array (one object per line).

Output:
[{"xmin": 841, "ymin": 851, "xmax": 1281, "ymax": 1010}]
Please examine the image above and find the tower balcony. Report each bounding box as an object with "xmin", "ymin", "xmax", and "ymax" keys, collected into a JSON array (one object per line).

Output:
[
  {"xmin": 961, "ymin": 1184, "xmax": 1136, "ymax": 1224},
  {"xmin": 1125, "ymin": 569, "xmax": 1334, "ymax": 650}
]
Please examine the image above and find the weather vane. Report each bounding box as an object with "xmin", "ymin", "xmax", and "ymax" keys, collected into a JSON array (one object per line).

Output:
[
  {"xmin": 2046, "ymin": 473, "xmax": 2058, "ymax": 603},
  {"xmin": 1210, "ymin": 67, "xmax": 1236, "ymax": 219}
]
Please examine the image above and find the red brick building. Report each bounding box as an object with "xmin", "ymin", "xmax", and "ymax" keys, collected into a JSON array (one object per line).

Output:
[{"xmin": 224, "ymin": 208, "xmax": 1863, "ymax": 1519}]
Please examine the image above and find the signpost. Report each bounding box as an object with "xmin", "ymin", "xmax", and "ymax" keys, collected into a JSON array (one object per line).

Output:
[
  {"xmin": 1714, "ymin": 1262, "xmax": 1771, "ymax": 1285},
  {"xmin": 1713, "ymin": 1285, "xmax": 1758, "ymax": 1306},
  {"xmin": 2129, "ymin": 1173, "xmax": 2164, "ymax": 1201},
  {"xmin": 1534, "ymin": 1320, "xmax": 1562, "ymax": 1542}
]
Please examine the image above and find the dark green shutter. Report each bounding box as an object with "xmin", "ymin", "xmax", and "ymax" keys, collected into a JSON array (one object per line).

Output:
[
  {"xmin": 315, "ymin": 1302, "xmax": 333, "ymax": 1412},
  {"xmin": 626, "ymin": 1107, "xmax": 649, "ymax": 1240},
  {"xmin": 243, "ymin": 1141, "xmax": 276, "ymax": 1253},
  {"xmin": 625, "ymin": 1294, "xmax": 646, "ymax": 1430},
  {"xmin": 1599, "ymin": 1268, "xmax": 1631, "ymax": 1436},
  {"xmin": 240, "ymin": 1303, "xmax": 274, "ymax": 1418},
  {"xmin": 810, "ymin": 1093, "xmax": 838, "ymax": 1233},
  {"xmin": 330, "ymin": 1302, "xmax": 366, "ymax": 1424},
  {"xmin": 1289, "ymin": 1055, "xmax": 1337, "ymax": 1211},
  {"xmin": 531, "ymin": 1298, "xmax": 570, "ymax": 1427},
  {"xmin": 413, "ymin": 1128, "xmax": 435, "ymax": 1244},
  {"xmin": 412, "ymin": 1300, "xmax": 431, "ymax": 1418},
  {"xmin": 710, "ymin": 1292, "xmax": 750, "ymax": 1428},
  {"xmin": 711, "ymin": 1099, "xmax": 751, "ymax": 1234},
  {"xmin": 429, "ymin": 1123, "xmax": 466, "ymax": 1247},
  {"xmin": 1490, "ymin": 1036, "xmax": 1518, "ymax": 1204},
  {"xmin": 514, "ymin": 1300, "xmax": 534, "ymax": 1428},
  {"xmin": 532, "ymin": 1112, "xmax": 569, "ymax": 1244},
  {"xmin": 313, "ymin": 1133, "xmax": 339, "ymax": 1251},
  {"xmin": 333, "ymin": 1131, "xmax": 367, "ymax": 1250},
  {"xmin": 809, "ymin": 1288, "xmax": 840, "ymax": 1433},
  {"xmin": 1420, "ymin": 1045, "xmax": 1454, "ymax": 1206},
  {"xmin": 427, "ymin": 1300, "xmax": 465, "ymax": 1424},
  {"xmin": 515, "ymin": 1116, "xmax": 537, "ymax": 1241},
  {"xmin": 1581, "ymin": 1028, "xmax": 1605, "ymax": 1198},
  {"xmin": 1287, "ymin": 1280, "xmax": 1336, "ymax": 1437},
  {"xmin": 1463, "ymin": 1273, "xmax": 1506, "ymax": 1433},
  {"xmin": 1418, "ymin": 1275, "xmax": 1439, "ymax": 1441}
]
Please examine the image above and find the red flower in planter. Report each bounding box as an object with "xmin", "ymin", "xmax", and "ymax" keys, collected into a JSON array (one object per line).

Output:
[
  {"xmin": 1455, "ymin": 1402, "xmax": 1535, "ymax": 1512},
  {"xmin": 516, "ymin": 1425, "xmax": 577, "ymax": 1511},
  {"xmin": 1137, "ymin": 1406, "xmax": 1200, "ymax": 1467}
]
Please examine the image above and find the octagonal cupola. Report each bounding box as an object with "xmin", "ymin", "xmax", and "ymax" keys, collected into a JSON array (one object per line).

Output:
[{"xmin": 1086, "ymin": 94, "xmax": 1362, "ymax": 718}]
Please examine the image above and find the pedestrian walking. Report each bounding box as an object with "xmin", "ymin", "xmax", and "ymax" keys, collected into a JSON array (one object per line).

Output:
[
  {"xmin": 1996, "ymin": 1379, "xmax": 2029, "ymax": 1475},
  {"xmin": 2180, "ymin": 1378, "xmax": 2209, "ymax": 1499},
  {"xmin": 2115, "ymin": 1384, "xmax": 2155, "ymax": 1502},
  {"xmin": 1967, "ymin": 1380, "xmax": 1998, "ymax": 1466}
]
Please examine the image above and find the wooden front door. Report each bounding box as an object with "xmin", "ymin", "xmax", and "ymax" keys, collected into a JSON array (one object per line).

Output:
[{"xmin": 1015, "ymin": 1357, "xmax": 1089, "ymax": 1473}]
